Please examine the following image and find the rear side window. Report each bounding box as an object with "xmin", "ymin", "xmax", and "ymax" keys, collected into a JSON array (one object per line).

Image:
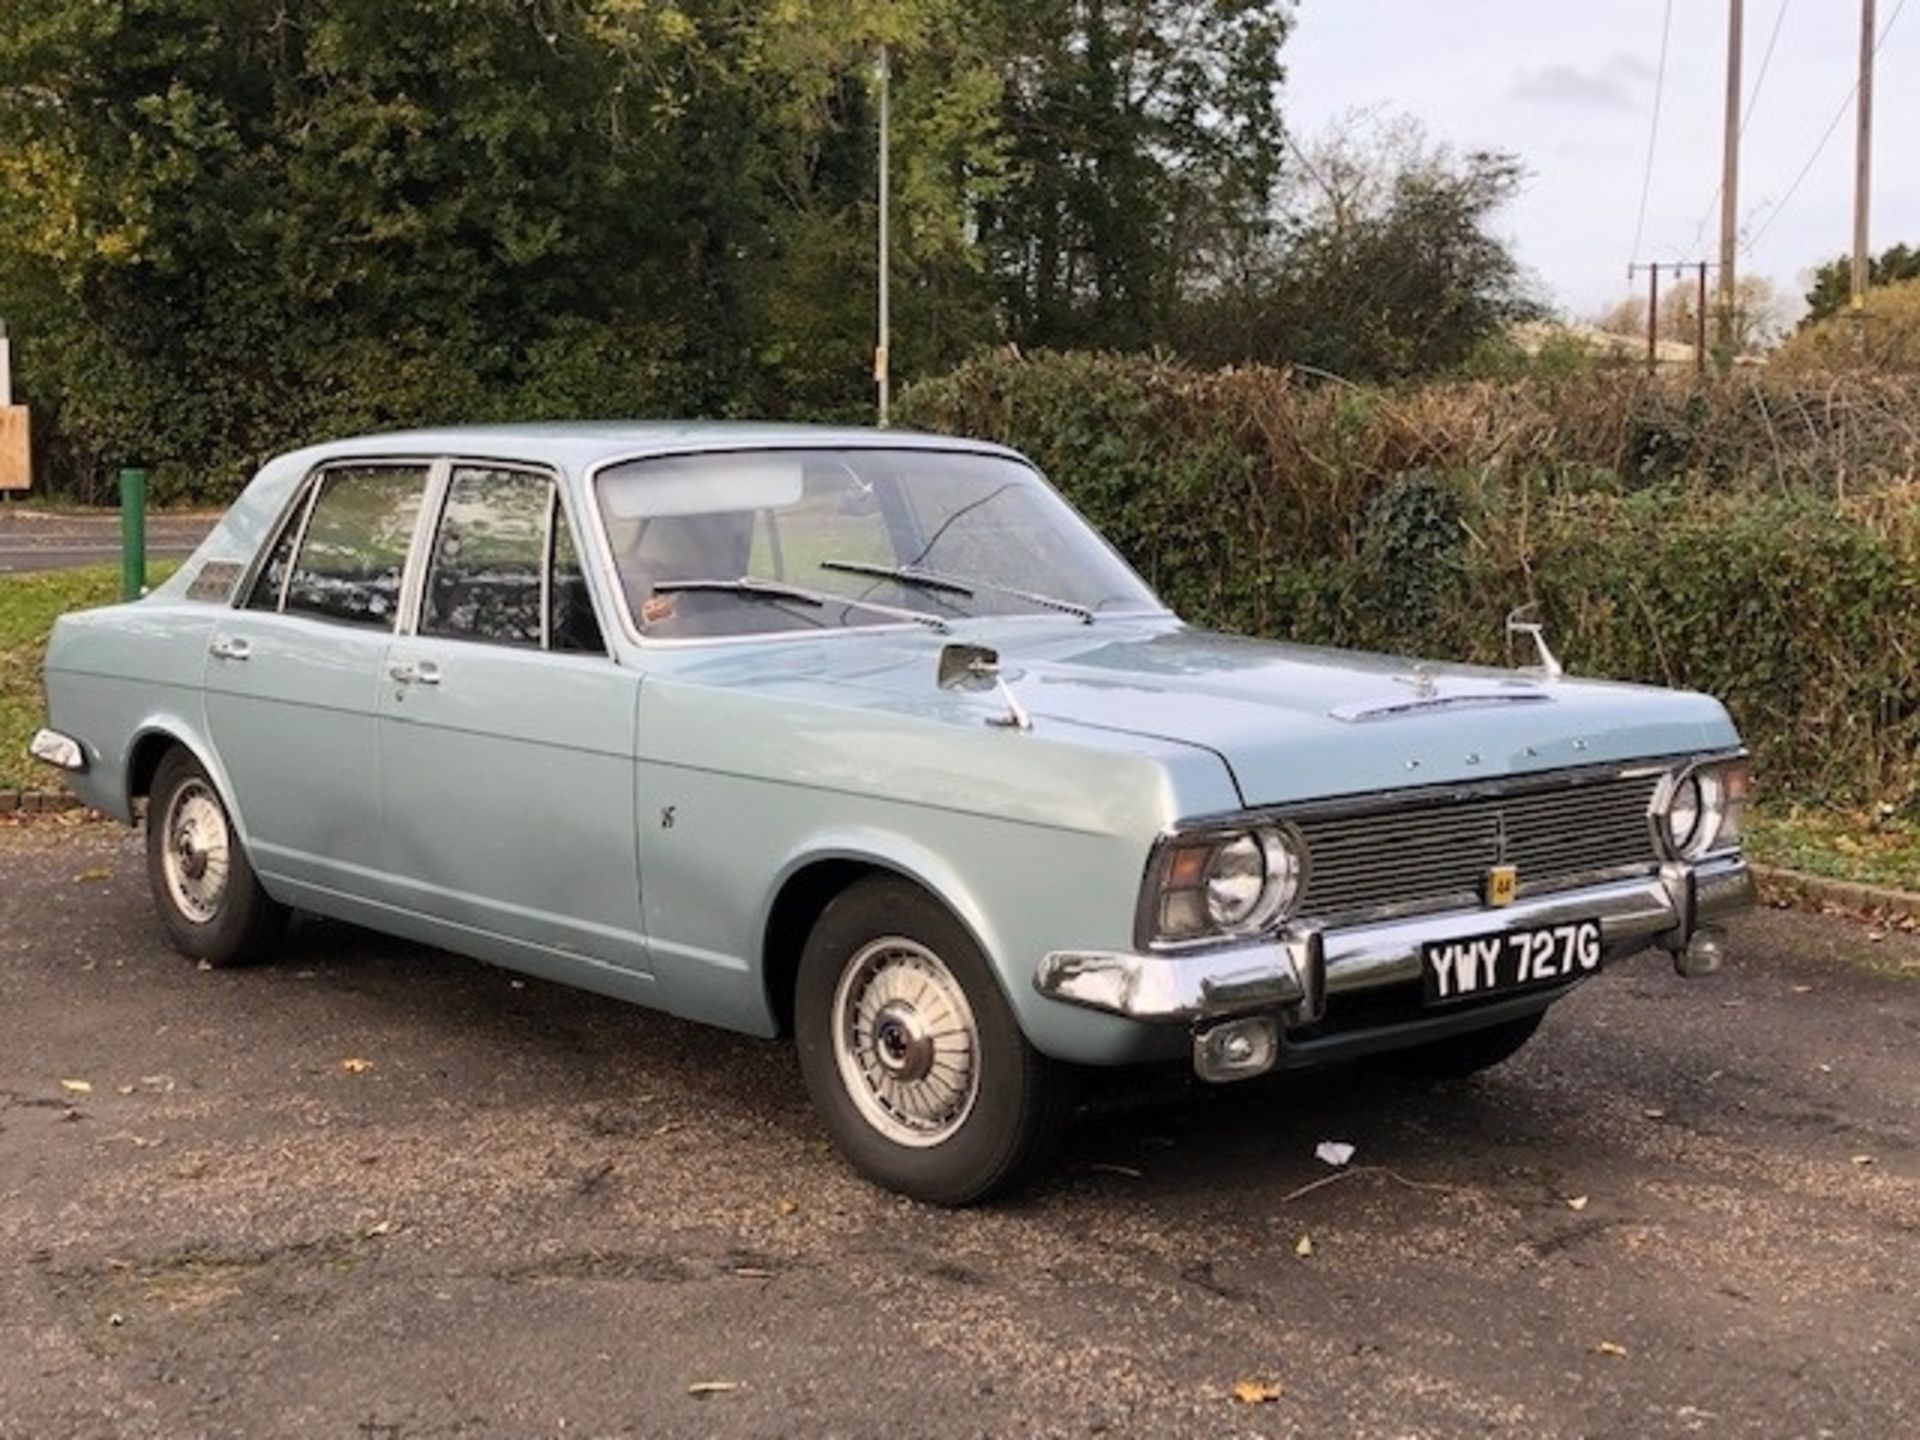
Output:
[
  {"xmin": 281, "ymin": 466, "xmax": 428, "ymax": 627},
  {"xmin": 420, "ymin": 467, "xmax": 549, "ymax": 647}
]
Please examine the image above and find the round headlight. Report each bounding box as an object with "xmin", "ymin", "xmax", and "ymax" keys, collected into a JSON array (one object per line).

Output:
[
  {"xmin": 1204, "ymin": 835, "xmax": 1267, "ymax": 928},
  {"xmin": 1666, "ymin": 776, "xmax": 1703, "ymax": 851}
]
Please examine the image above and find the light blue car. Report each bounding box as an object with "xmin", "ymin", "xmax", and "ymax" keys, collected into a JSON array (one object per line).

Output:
[{"xmin": 34, "ymin": 424, "xmax": 1754, "ymax": 1202}]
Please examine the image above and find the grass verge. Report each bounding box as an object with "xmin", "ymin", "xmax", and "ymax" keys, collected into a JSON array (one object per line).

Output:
[
  {"xmin": 1743, "ymin": 808, "xmax": 1920, "ymax": 897},
  {"xmin": 0, "ymin": 566, "xmax": 172, "ymax": 792}
]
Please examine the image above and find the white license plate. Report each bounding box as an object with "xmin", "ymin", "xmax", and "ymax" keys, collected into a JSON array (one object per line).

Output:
[{"xmin": 1421, "ymin": 919, "xmax": 1602, "ymax": 1005}]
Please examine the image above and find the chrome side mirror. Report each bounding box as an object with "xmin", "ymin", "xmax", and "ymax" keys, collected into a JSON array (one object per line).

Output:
[
  {"xmin": 936, "ymin": 644, "xmax": 1031, "ymax": 730},
  {"xmin": 1505, "ymin": 604, "xmax": 1565, "ymax": 682}
]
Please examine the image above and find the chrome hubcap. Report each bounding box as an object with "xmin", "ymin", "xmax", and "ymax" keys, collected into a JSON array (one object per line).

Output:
[
  {"xmin": 161, "ymin": 780, "xmax": 231, "ymax": 924},
  {"xmin": 832, "ymin": 938, "xmax": 980, "ymax": 1148}
]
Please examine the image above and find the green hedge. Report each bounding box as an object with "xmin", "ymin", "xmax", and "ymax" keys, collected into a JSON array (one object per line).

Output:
[{"xmin": 898, "ymin": 351, "xmax": 1920, "ymax": 805}]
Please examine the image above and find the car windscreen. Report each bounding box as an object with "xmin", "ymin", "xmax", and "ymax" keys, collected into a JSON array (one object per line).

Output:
[{"xmin": 592, "ymin": 448, "xmax": 1164, "ymax": 640}]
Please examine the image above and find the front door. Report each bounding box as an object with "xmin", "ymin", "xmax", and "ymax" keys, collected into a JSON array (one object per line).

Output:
[
  {"xmin": 204, "ymin": 461, "xmax": 430, "ymax": 895},
  {"xmin": 376, "ymin": 463, "xmax": 647, "ymax": 977}
]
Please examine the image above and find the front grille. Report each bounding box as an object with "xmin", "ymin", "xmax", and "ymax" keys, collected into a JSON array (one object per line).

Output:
[{"xmin": 1293, "ymin": 772, "xmax": 1661, "ymax": 921}]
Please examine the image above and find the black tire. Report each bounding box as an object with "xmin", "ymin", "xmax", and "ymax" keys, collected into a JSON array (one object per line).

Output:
[
  {"xmin": 145, "ymin": 747, "xmax": 288, "ymax": 968},
  {"xmin": 795, "ymin": 876, "xmax": 1073, "ymax": 1205},
  {"xmin": 1374, "ymin": 1011, "xmax": 1544, "ymax": 1081}
]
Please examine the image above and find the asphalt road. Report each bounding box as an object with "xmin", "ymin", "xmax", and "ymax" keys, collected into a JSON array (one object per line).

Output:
[
  {"xmin": 0, "ymin": 509, "xmax": 214, "ymax": 574},
  {"xmin": 2, "ymin": 822, "xmax": 1915, "ymax": 1439}
]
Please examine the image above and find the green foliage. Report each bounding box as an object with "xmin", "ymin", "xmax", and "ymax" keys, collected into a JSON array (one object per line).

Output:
[
  {"xmin": 901, "ymin": 351, "xmax": 1920, "ymax": 803},
  {"xmin": 1802, "ymin": 243, "xmax": 1920, "ymax": 325},
  {"xmin": 1172, "ymin": 122, "xmax": 1539, "ymax": 380}
]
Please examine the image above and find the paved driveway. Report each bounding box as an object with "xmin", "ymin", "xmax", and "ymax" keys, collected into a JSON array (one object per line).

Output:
[
  {"xmin": 1, "ymin": 823, "xmax": 1914, "ymax": 1438},
  {"xmin": 0, "ymin": 509, "xmax": 214, "ymax": 574}
]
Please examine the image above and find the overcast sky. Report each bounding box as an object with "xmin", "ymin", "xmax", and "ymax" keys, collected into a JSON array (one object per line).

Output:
[{"xmin": 1282, "ymin": 0, "xmax": 1920, "ymax": 320}]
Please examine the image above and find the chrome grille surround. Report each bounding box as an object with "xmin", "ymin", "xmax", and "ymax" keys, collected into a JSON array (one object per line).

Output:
[{"xmin": 1228, "ymin": 762, "xmax": 1687, "ymax": 931}]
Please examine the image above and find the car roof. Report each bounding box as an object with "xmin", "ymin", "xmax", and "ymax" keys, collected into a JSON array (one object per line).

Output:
[{"xmin": 275, "ymin": 421, "xmax": 1025, "ymax": 475}]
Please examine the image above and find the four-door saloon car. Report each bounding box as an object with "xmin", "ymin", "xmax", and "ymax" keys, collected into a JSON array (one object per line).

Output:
[{"xmin": 34, "ymin": 423, "xmax": 1754, "ymax": 1203}]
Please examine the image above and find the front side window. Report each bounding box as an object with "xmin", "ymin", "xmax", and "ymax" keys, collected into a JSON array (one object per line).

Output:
[
  {"xmin": 593, "ymin": 449, "xmax": 1163, "ymax": 640},
  {"xmin": 421, "ymin": 467, "xmax": 550, "ymax": 647},
  {"xmin": 281, "ymin": 466, "xmax": 428, "ymax": 627}
]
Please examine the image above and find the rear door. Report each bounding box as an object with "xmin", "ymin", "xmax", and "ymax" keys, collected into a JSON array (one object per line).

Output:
[
  {"xmin": 376, "ymin": 462, "xmax": 647, "ymax": 974},
  {"xmin": 204, "ymin": 461, "xmax": 431, "ymax": 894}
]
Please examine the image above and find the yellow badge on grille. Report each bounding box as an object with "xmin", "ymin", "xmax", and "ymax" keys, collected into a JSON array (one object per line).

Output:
[{"xmin": 1484, "ymin": 864, "xmax": 1519, "ymax": 908}]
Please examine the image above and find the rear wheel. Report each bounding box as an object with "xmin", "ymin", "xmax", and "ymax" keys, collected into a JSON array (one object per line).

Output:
[
  {"xmin": 145, "ymin": 748, "xmax": 288, "ymax": 968},
  {"xmin": 795, "ymin": 877, "xmax": 1071, "ymax": 1205},
  {"xmin": 1374, "ymin": 1011, "xmax": 1544, "ymax": 1081}
]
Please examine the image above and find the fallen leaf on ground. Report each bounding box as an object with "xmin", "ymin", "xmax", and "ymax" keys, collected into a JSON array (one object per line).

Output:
[
  {"xmin": 365, "ymin": 1219, "xmax": 400, "ymax": 1237},
  {"xmin": 1790, "ymin": 984, "xmax": 1814, "ymax": 994},
  {"xmin": 1594, "ymin": 1341, "xmax": 1628, "ymax": 1358},
  {"xmin": 1294, "ymin": 1234, "xmax": 1313, "ymax": 1257},
  {"xmin": 1850, "ymin": 1154, "xmax": 1876, "ymax": 1167},
  {"xmin": 1232, "ymin": 1380, "xmax": 1283, "ymax": 1404},
  {"xmin": 60, "ymin": 1079, "xmax": 92, "ymax": 1095},
  {"xmin": 72, "ymin": 868, "xmax": 109, "ymax": 882},
  {"xmin": 1567, "ymin": 1195, "xmax": 1590, "ymax": 1211},
  {"xmin": 776, "ymin": 1198, "xmax": 798, "ymax": 1216},
  {"xmin": 688, "ymin": 1381, "xmax": 741, "ymax": 1397},
  {"xmin": 340, "ymin": 1058, "xmax": 374, "ymax": 1074},
  {"xmin": 116, "ymin": 1084, "xmax": 135, "ymax": 1095},
  {"xmin": 1642, "ymin": 1107, "xmax": 1667, "ymax": 1120}
]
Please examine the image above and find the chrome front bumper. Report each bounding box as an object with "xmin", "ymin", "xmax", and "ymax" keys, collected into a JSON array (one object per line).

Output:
[{"xmin": 1034, "ymin": 855, "xmax": 1755, "ymax": 1026}]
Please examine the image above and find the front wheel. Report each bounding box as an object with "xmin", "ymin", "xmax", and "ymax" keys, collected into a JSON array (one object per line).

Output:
[
  {"xmin": 1373, "ymin": 1011, "xmax": 1544, "ymax": 1081},
  {"xmin": 145, "ymin": 748, "xmax": 288, "ymax": 968},
  {"xmin": 795, "ymin": 878, "xmax": 1071, "ymax": 1205}
]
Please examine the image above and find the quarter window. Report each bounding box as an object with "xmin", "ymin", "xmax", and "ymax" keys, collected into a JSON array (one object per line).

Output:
[
  {"xmin": 421, "ymin": 467, "xmax": 550, "ymax": 647},
  {"xmin": 549, "ymin": 504, "xmax": 606, "ymax": 654},
  {"xmin": 281, "ymin": 466, "xmax": 428, "ymax": 628}
]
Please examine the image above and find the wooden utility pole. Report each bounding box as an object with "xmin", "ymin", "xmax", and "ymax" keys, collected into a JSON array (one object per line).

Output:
[
  {"xmin": 1696, "ymin": 261, "xmax": 1710, "ymax": 375},
  {"xmin": 1646, "ymin": 263, "xmax": 1661, "ymax": 371},
  {"xmin": 1852, "ymin": 0, "xmax": 1876, "ymax": 310},
  {"xmin": 1717, "ymin": 0, "xmax": 1744, "ymax": 364}
]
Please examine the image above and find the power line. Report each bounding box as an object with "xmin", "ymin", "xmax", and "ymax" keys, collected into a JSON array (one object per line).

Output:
[
  {"xmin": 1629, "ymin": 0, "xmax": 1677, "ymax": 263},
  {"xmin": 1686, "ymin": 0, "xmax": 1792, "ymax": 256},
  {"xmin": 1740, "ymin": 0, "xmax": 1907, "ymax": 256}
]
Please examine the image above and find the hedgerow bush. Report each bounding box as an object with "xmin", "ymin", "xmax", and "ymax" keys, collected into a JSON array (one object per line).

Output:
[{"xmin": 899, "ymin": 351, "xmax": 1920, "ymax": 804}]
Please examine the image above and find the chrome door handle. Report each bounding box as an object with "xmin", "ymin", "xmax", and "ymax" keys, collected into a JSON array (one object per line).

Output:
[
  {"xmin": 389, "ymin": 659, "xmax": 442, "ymax": 686},
  {"xmin": 209, "ymin": 636, "xmax": 251, "ymax": 661}
]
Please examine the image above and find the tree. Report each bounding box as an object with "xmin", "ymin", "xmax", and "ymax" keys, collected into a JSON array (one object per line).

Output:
[
  {"xmin": 1174, "ymin": 114, "xmax": 1540, "ymax": 380},
  {"xmin": 979, "ymin": 0, "xmax": 1290, "ymax": 351},
  {"xmin": 1801, "ymin": 243, "xmax": 1920, "ymax": 325}
]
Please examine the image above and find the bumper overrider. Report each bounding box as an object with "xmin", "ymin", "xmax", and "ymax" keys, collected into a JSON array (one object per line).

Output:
[{"xmin": 1035, "ymin": 854, "xmax": 1755, "ymax": 1081}]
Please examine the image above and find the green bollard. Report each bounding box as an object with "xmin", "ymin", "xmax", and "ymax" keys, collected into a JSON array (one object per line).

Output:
[{"xmin": 119, "ymin": 467, "xmax": 147, "ymax": 600}]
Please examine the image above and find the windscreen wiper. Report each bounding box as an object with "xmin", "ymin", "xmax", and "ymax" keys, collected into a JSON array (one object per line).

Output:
[
  {"xmin": 651, "ymin": 577, "xmax": 950, "ymax": 633},
  {"xmin": 817, "ymin": 560, "xmax": 1095, "ymax": 624}
]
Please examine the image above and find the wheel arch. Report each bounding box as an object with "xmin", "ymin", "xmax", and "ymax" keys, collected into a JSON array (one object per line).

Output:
[
  {"xmin": 124, "ymin": 722, "xmax": 252, "ymax": 845},
  {"xmin": 758, "ymin": 832, "xmax": 1011, "ymax": 1039}
]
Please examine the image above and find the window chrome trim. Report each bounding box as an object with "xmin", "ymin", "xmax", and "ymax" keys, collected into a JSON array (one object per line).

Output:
[{"xmin": 576, "ymin": 444, "xmax": 1173, "ymax": 651}]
